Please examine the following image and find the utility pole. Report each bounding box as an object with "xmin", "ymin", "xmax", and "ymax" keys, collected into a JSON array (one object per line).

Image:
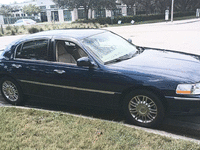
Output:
[{"xmin": 171, "ymin": 0, "xmax": 174, "ymax": 22}]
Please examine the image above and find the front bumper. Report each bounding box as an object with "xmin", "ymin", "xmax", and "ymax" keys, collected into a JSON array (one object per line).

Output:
[{"xmin": 165, "ymin": 96, "xmax": 200, "ymax": 114}]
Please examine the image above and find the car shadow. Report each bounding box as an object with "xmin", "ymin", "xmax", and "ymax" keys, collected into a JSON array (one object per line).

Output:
[
  {"xmin": 21, "ymin": 97, "xmax": 200, "ymax": 141},
  {"xmin": 24, "ymin": 97, "xmax": 125, "ymax": 123}
]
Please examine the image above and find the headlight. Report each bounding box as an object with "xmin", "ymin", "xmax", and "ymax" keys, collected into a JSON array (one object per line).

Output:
[{"xmin": 176, "ymin": 83, "xmax": 200, "ymax": 94}]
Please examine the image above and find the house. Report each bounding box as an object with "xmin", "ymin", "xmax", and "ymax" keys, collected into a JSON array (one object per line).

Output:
[{"xmin": 1, "ymin": 0, "xmax": 129, "ymax": 24}]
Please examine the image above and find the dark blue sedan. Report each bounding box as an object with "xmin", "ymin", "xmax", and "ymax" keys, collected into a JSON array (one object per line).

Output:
[{"xmin": 0, "ymin": 29, "xmax": 200, "ymax": 127}]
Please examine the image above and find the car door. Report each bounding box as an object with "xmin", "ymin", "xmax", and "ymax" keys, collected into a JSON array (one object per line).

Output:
[
  {"xmin": 45, "ymin": 39, "xmax": 122, "ymax": 107},
  {"xmin": 9, "ymin": 38, "xmax": 61, "ymax": 100}
]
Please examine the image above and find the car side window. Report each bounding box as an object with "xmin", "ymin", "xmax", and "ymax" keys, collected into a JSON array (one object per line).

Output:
[
  {"xmin": 16, "ymin": 20, "xmax": 22, "ymax": 23},
  {"xmin": 56, "ymin": 40, "xmax": 87, "ymax": 64},
  {"xmin": 15, "ymin": 40, "xmax": 48, "ymax": 60}
]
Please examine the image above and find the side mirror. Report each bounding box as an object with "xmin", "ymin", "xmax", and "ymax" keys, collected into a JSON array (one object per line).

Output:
[
  {"xmin": 128, "ymin": 38, "xmax": 132, "ymax": 43},
  {"xmin": 77, "ymin": 57, "xmax": 96, "ymax": 67}
]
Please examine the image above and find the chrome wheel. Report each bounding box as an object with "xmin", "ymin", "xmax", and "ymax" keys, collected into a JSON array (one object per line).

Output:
[
  {"xmin": 2, "ymin": 81, "xmax": 19, "ymax": 102},
  {"xmin": 128, "ymin": 95, "xmax": 157, "ymax": 124}
]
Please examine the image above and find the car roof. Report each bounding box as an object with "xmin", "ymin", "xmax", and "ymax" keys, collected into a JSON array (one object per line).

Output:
[{"xmin": 23, "ymin": 29, "xmax": 108, "ymax": 40}]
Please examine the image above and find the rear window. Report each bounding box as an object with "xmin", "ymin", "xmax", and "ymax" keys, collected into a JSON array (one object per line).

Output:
[
  {"xmin": 15, "ymin": 39, "xmax": 48, "ymax": 60},
  {"xmin": 16, "ymin": 20, "xmax": 23, "ymax": 23}
]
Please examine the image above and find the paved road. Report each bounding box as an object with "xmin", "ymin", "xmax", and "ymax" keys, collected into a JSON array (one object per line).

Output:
[{"xmin": 107, "ymin": 18, "xmax": 200, "ymax": 55}]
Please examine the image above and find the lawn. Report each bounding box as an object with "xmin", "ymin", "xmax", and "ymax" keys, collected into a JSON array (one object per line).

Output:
[{"xmin": 0, "ymin": 107, "xmax": 199, "ymax": 149}]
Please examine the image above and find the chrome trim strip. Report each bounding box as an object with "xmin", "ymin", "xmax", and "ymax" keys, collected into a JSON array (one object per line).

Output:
[
  {"xmin": 20, "ymin": 80, "xmax": 118, "ymax": 95},
  {"xmin": 174, "ymin": 97, "xmax": 200, "ymax": 101},
  {"xmin": 165, "ymin": 96, "xmax": 200, "ymax": 101}
]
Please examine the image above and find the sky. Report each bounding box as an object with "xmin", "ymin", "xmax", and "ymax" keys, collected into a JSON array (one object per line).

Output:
[{"xmin": 0, "ymin": 0, "xmax": 26, "ymax": 5}]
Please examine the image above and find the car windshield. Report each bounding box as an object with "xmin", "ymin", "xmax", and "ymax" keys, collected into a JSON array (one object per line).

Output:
[{"xmin": 82, "ymin": 32, "xmax": 137, "ymax": 64}]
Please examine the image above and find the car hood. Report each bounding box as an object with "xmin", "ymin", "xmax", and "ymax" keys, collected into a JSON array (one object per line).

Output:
[{"xmin": 107, "ymin": 49, "xmax": 200, "ymax": 83}]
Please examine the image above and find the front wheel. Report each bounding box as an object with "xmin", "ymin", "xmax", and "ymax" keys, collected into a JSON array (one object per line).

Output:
[
  {"xmin": 123, "ymin": 90, "xmax": 165, "ymax": 128},
  {"xmin": 0, "ymin": 77, "xmax": 23, "ymax": 105}
]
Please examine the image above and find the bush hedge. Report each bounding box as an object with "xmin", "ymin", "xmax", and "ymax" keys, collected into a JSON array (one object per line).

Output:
[
  {"xmin": 75, "ymin": 11, "xmax": 196, "ymax": 25},
  {"xmin": 1, "ymin": 23, "xmax": 107, "ymax": 36},
  {"xmin": 28, "ymin": 27, "xmax": 40, "ymax": 34}
]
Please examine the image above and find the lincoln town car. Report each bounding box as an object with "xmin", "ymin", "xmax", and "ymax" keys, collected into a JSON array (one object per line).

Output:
[{"xmin": 0, "ymin": 29, "xmax": 200, "ymax": 127}]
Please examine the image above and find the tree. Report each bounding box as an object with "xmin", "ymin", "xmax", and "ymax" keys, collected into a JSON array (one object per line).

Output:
[
  {"xmin": 174, "ymin": 0, "xmax": 200, "ymax": 12},
  {"xmin": 98, "ymin": 0, "xmax": 116, "ymax": 10},
  {"xmin": 0, "ymin": 5, "xmax": 13, "ymax": 17},
  {"xmin": 23, "ymin": 4, "xmax": 41, "ymax": 16},
  {"xmin": 54, "ymin": 0, "xmax": 116, "ymax": 20},
  {"xmin": 155, "ymin": 0, "xmax": 171, "ymax": 13},
  {"xmin": 122, "ymin": 0, "xmax": 136, "ymax": 15},
  {"xmin": 137, "ymin": 0, "xmax": 156, "ymax": 15},
  {"xmin": 0, "ymin": 5, "xmax": 14, "ymax": 24},
  {"xmin": 174, "ymin": 0, "xmax": 192, "ymax": 11}
]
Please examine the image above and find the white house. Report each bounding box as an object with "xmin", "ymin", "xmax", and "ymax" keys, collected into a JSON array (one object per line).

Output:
[{"xmin": 2, "ymin": 0, "xmax": 128, "ymax": 24}]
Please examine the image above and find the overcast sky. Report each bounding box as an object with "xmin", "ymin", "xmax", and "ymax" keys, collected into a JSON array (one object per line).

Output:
[{"xmin": 0, "ymin": 0, "xmax": 26, "ymax": 5}]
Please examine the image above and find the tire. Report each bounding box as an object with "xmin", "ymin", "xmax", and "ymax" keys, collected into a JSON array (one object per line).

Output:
[
  {"xmin": 0, "ymin": 77, "xmax": 24, "ymax": 105},
  {"xmin": 123, "ymin": 90, "xmax": 165, "ymax": 128}
]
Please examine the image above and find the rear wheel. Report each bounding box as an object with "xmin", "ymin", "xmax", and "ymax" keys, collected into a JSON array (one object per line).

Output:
[
  {"xmin": 0, "ymin": 77, "xmax": 23, "ymax": 105},
  {"xmin": 123, "ymin": 90, "xmax": 165, "ymax": 128}
]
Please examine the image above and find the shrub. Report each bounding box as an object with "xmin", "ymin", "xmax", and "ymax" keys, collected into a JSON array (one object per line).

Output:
[
  {"xmin": 5, "ymin": 30, "xmax": 11, "ymax": 35},
  {"xmin": 74, "ymin": 11, "xmax": 196, "ymax": 25},
  {"xmin": 39, "ymin": 28, "xmax": 44, "ymax": 32},
  {"xmin": 11, "ymin": 30, "xmax": 16, "ymax": 35},
  {"xmin": 170, "ymin": 11, "xmax": 195, "ymax": 18},
  {"xmin": 21, "ymin": 25, "xmax": 26, "ymax": 30},
  {"xmin": 28, "ymin": 27, "xmax": 40, "ymax": 34},
  {"xmin": 13, "ymin": 26, "xmax": 19, "ymax": 33},
  {"xmin": 6, "ymin": 25, "xmax": 12, "ymax": 30}
]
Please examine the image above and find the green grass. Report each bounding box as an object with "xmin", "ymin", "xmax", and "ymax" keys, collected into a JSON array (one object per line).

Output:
[{"xmin": 0, "ymin": 107, "xmax": 199, "ymax": 150}]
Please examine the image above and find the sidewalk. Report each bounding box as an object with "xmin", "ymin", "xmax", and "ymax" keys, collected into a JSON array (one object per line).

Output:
[
  {"xmin": 146, "ymin": 18, "xmax": 200, "ymax": 26},
  {"xmin": 164, "ymin": 18, "xmax": 200, "ymax": 25}
]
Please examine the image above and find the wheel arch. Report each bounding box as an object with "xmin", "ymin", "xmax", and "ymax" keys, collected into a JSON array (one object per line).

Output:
[
  {"xmin": 0, "ymin": 74, "xmax": 23, "ymax": 92},
  {"xmin": 119, "ymin": 85, "xmax": 169, "ymax": 111},
  {"xmin": 0, "ymin": 74, "xmax": 18, "ymax": 82}
]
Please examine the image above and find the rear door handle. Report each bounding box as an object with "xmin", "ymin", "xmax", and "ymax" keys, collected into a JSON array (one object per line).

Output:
[
  {"xmin": 12, "ymin": 64, "xmax": 22, "ymax": 68},
  {"xmin": 54, "ymin": 69, "xmax": 65, "ymax": 74}
]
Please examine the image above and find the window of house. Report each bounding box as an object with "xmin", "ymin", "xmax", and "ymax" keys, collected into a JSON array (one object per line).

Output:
[
  {"xmin": 95, "ymin": 9, "xmax": 106, "ymax": 18},
  {"xmin": 63, "ymin": 10, "xmax": 72, "ymax": 21},
  {"xmin": 40, "ymin": 6, "xmax": 46, "ymax": 10},
  {"xmin": 78, "ymin": 9, "xmax": 86, "ymax": 19},
  {"xmin": 15, "ymin": 40, "xmax": 48, "ymax": 60},
  {"xmin": 113, "ymin": 9, "xmax": 122, "ymax": 16},
  {"xmin": 50, "ymin": 5, "xmax": 56, "ymax": 8}
]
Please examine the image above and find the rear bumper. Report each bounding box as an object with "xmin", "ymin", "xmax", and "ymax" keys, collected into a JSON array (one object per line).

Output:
[{"xmin": 165, "ymin": 96, "xmax": 200, "ymax": 114}]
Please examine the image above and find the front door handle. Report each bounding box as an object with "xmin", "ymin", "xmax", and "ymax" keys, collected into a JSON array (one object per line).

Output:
[
  {"xmin": 12, "ymin": 64, "xmax": 22, "ymax": 68},
  {"xmin": 54, "ymin": 69, "xmax": 65, "ymax": 74}
]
